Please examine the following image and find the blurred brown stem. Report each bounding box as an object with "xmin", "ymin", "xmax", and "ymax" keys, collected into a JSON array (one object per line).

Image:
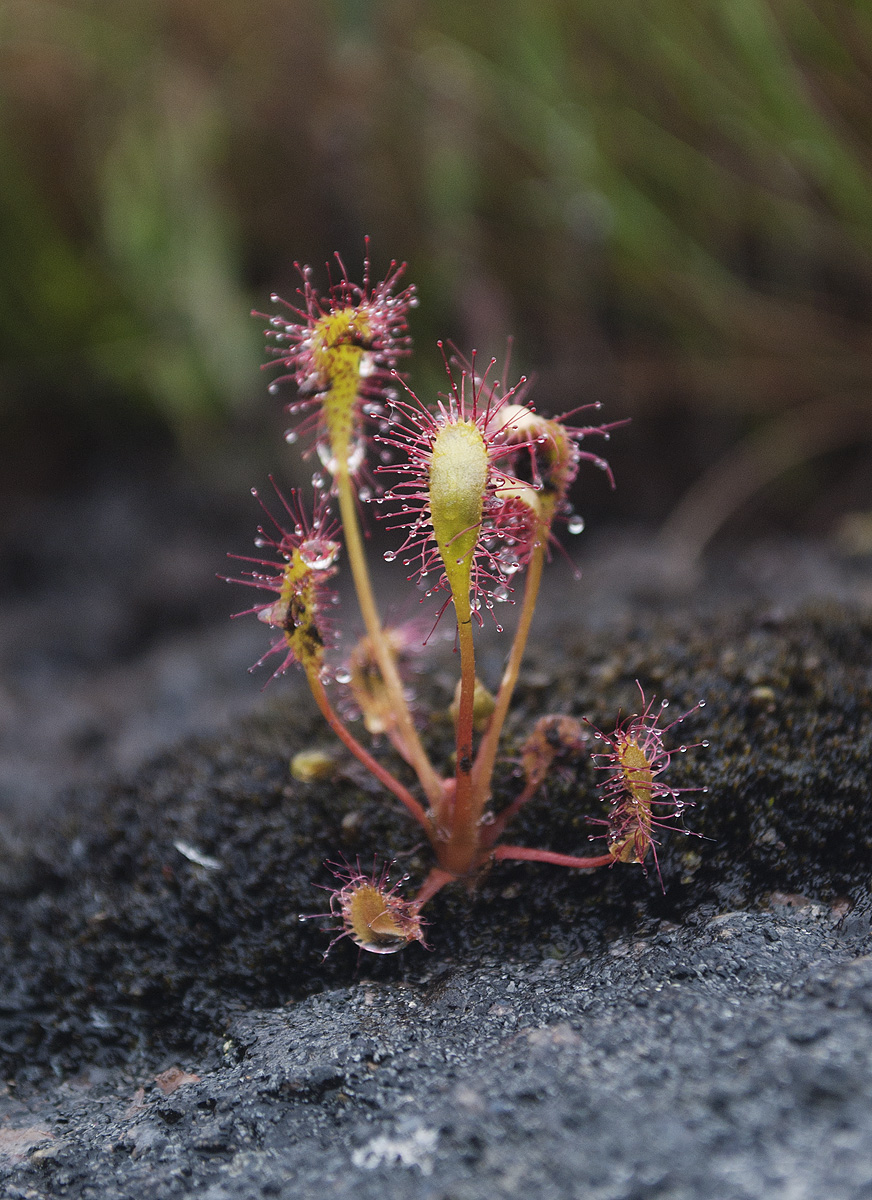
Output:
[{"xmin": 657, "ymin": 394, "xmax": 872, "ymax": 568}]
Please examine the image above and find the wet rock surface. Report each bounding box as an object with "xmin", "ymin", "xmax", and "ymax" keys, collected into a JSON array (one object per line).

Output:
[
  {"xmin": 3, "ymin": 910, "xmax": 872, "ymax": 1199},
  {"xmin": 2, "ymin": 467, "xmax": 872, "ymax": 1197}
]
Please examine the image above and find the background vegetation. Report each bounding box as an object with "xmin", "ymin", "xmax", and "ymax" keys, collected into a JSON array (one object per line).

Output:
[{"xmin": 3, "ymin": 0, "xmax": 872, "ymax": 551}]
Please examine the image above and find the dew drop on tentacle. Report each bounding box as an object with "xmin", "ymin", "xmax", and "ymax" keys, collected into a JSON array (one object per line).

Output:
[
  {"xmin": 383, "ymin": 550, "xmax": 397, "ymax": 562},
  {"xmin": 299, "ymin": 540, "xmax": 339, "ymax": 570},
  {"xmin": 567, "ymin": 515, "xmax": 585, "ymax": 535}
]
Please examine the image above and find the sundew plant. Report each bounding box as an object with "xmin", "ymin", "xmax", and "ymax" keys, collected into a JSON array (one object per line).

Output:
[{"xmin": 231, "ymin": 247, "xmax": 705, "ymax": 956}]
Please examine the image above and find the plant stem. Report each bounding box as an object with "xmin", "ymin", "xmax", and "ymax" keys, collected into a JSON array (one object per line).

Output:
[
  {"xmin": 413, "ymin": 866, "xmax": 456, "ymax": 906},
  {"xmin": 305, "ymin": 664, "xmax": 431, "ymax": 834},
  {"xmin": 471, "ymin": 534, "xmax": 546, "ymax": 806},
  {"xmin": 334, "ymin": 463, "xmax": 444, "ymax": 808},
  {"xmin": 492, "ymin": 845, "xmax": 613, "ymax": 869},
  {"xmin": 479, "ymin": 777, "xmax": 540, "ymax": 848},
  {"xmin": 440, "ymin": 613, "xmax": 479, "ymax": 874}
]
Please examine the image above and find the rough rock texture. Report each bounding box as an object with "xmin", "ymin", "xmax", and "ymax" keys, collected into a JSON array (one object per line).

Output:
[{"xmin": 3, "ymin": 909, "xmax": 872, "ymax": 1199}]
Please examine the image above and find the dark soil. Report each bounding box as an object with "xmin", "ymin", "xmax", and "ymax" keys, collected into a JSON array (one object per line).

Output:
[{"xmin": 3, "ymin": 592, "xmax": 872, "ymax": 1084}]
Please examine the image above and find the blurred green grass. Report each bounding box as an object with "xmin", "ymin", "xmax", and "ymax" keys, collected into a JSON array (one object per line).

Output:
[{"xmin": 3, "ymin": 0, "xmax": 872, "ymax": 533}]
